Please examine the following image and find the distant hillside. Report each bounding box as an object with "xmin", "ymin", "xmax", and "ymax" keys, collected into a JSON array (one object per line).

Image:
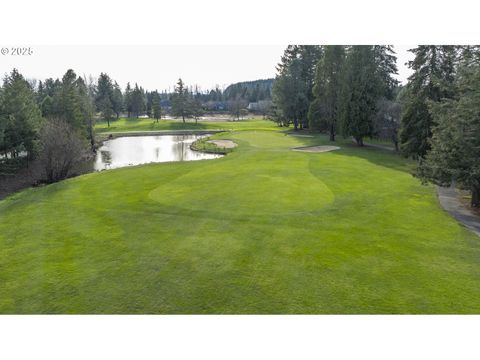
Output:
[{"xmin": 223, "ymin": 79, "xmax": 274, "ymax": 102}]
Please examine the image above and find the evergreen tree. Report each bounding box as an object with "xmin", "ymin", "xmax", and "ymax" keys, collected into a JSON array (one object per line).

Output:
[
  {"xmin": 399, "ymin": 46, "xmax": 458, "ymax": 158},
  {"xmin": 274, "ymin": 46, "xmax": 322, "ymax": 128},
  {"xmin": 272, "ymin": 56, "xmax": 309, "ymax": 130},
  {"xmin": 111, "ymin": 81, "xmax": 124, "ymax": 119},
  {"xmin": 96, "ymin": 73, "xmax": 115, "ymax": 126},
  {"xmin": 75, "ymin": 76, "xmax": 96, "ymax": 149},
  {"xmin": 308, "ymin": 45, "xmax": 345, "ymax": 140},
  {"xmin": 124, "ymin": 82, "xmax": 133, "ymax": 117},
  {"xmin": 152, "ymin": 91, "xmax": 162, "ymax": 122},
  {"xmin": 130, "ymin": 83, "xmax": 145, "ymax": 117},
  {"xmin": 339, "ymin": 46, "xmax": 382, "ymax": 146},
  {"xmin": 373, "ymin": 45, "xmax": 399, "ymax": 100},
  {"xmin": 40, "ymin": 95, "xmax": 54, "ymax": 117},
  {"xmin": 189, "ymin": 96, "xmax": 204, "ymax": 124},
  {"xmin": 171, "ymin": 78, "xmax": 189, "ymax": 122},
  {"xmin": 418, "ymin": 64, "xmax": 480, "ymax": 207},
  {"xmin": 272, "ymin": 45, "xmax": 322, "ymax": 129},
  {"xmin": 0, "ymin": 69, "xmax": 43, "ymax": 158},
  {"xmin": 59, "ymin": 69, "xmax": 84, "ymax": 131}
]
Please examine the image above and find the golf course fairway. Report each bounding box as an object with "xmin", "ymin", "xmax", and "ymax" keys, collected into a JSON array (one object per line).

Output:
[{"xmin": 1, "ymin": 122, "xmax": 480, "ymax": 314}]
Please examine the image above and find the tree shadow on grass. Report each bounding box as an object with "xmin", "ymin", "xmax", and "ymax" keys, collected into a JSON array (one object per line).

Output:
[{"xmin": 289, "ymin": 131, "xmax": 415, "ymax": 174}]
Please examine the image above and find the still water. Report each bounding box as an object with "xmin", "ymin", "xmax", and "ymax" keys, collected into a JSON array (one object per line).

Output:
[{"xmin": 94, "ymin": 134, "xmax": 221, "ymax": 171}]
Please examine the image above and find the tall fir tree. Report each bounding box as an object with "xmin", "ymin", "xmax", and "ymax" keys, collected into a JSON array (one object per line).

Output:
[
  {"xmin": 418, "ymin": 63, "xmax": 480, "ymax": 207},
  {"xmin": 308, "ymin": 45, "xmax": 345, "ymax": 140},
  {"xmin": 130, "ymin": 84, "xmax": 145, "ymax": 117},
  {"xmin": 151, "ymin": 90, "xmax": 162, "ymax": 122},
  {"xmin": 272, "ymin": 45, "xmax": 322, "ymax": 129},
  {"xmin": 111, "ymin": 81, "xmax": 124, "ymax": 119},
  {"xmin": 272, "ymin": 57, "xmax": 309, "ymax": 130},
  {"xmin": 373, "ymin": 45, "xmax": 399, "ymax": 100},
  {"xmin": 96, "ymin": 73, "xmax": 115, "ymax": 126},
  {"xmin": 339, "ymin": 46, "xmax": 383, "ymax": 146},
  {"xmin": 0, "ymin": 69, "xmax": 43, "ymax": 158},
  {"xmin": 124, "ymin": 82, "xmax": 133, "ymax": 118},
  {"xmin": 171, "ymin": 78, "xmax": 189, "ymax": 122},
  {"xmin": 399, "ymin": 46, "xmax": 458, "ymax": 158}
]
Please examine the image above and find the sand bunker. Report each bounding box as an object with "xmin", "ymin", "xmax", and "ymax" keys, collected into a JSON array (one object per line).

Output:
[
  {"xmin": 206, "ymin": 139, "xmax": 237, "ymax": 149},
  {"xmin": 292, "ymin": 145, "xmax": 340, "ymax": 153}
]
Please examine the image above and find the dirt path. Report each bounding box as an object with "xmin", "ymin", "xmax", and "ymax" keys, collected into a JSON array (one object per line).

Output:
[{"xmin": 437, "ymin": 185, "xmax": 480, "ymax": 237}]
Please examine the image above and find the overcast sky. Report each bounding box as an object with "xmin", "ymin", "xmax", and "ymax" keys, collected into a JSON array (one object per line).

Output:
[{"xmin": 0, "ymin": 45, "xmax": 415, "ymax": 92}]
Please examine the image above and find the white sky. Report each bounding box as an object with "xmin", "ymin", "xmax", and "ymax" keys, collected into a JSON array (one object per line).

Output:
[{"xmin": 0, "ymin": 45, "xmax": 415, "ymax": 92}]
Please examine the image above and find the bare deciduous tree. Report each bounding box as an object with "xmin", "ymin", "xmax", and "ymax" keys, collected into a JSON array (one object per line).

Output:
[
  {"xmin": 39, "ymin": 118, "xmax": 89, "ymax": 183},
  {"xmin": 228, "ymin": 96, "xmax": 248, "ymax": 121}
]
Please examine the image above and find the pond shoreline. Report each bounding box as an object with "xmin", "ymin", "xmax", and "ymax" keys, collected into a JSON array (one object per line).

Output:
[
  {"xmin": 97, "ymin": 129, "xmax": 227, "ymax": 140},
  {"xmin": 1, "ymin": 131, "xmax": 228, "ymax": 201}
]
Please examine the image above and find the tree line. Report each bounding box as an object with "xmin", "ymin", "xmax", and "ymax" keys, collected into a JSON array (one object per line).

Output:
[
  {"xmin": 0, "ymin": 68, "xmax": 265, "ymax": 184},
  {"xmin": 272, "ymin": 45, "xmax": 480, "ymax": 207},
  {"xmin": 272, "ymin": 45, "xmax": 399, "ymax": 144}
]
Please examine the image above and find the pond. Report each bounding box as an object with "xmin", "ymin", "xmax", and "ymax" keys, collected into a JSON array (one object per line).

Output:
[{"xmin": 93, "ymin": 134, "xmax": 222, "ymax": 171}]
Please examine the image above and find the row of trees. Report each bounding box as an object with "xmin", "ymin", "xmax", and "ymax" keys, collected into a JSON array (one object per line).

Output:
[
  {"xmin": 272, "ymin": 45, "xmax": 480, "ymax": 207},
  {"xmin": 407, "ymin": 46, "xmax": 480, "ymax": 207},
  {"xmin": 1, "ymin": 69, "xmax": 93, "ymax": 182},
  {"xmin": 2, "ymin": 69, "xmax": 95, "ymax": 156},
  {"xmin": 91, "ymin": 73, "xmax": 157, "ymax": 126},
  {"xmin": 272, "ymin": 45, "xmax": 399, "ymax": 146},
  {"xmin": 79, "ymin": 75, "xmax": 262, "ymax": 126}
]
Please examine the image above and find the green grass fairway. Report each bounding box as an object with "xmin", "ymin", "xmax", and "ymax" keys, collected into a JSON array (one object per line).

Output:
[
  {"xmin": 1, "ymin": 123, "xmax": 480, "ymax": 313},
  {"xmin": 95, "ymin": 117, "xmax": 276, "ymax": 133}
]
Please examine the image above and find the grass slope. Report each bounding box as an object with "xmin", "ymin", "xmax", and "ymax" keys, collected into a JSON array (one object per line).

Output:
[
  {"xmin": 1, "ymin": 122, "xmax": 480, "ymax": 313},
  {"xmin": 95, "ymin": 117, "xmax": 275, "ymax": 133}
]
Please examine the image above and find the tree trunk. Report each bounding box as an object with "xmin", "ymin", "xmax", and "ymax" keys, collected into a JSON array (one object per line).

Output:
[
  {"xmin": 329, "ymin": 124, "xmax": 335, "ymax": 141},
  {"xmin": 355, "ymin": 137, "xmax": 364, "ymax": 146},
  {"xmin": 394, "ymin": 140, "xmax": 399, "ymax": 152},
  {"xmin": 107, "ymin": 118, "xmax": 110, "ymax": 128},
  {"xmin": 182, "ymin": 114, "xmax": 185, "ymax": 123},
  {"xmin": 472, "ymin": 186, "xmax": 480, "ymax": 207},
  {"xmin": 293, "ymin": 118, "xmax": 298, "ymax": 131}
]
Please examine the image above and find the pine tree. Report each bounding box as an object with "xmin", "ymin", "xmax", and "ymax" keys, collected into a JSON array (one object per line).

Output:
[
  {"xmin": 131, "ymin": 84, "xmax": 145, "ymax": 117},
  {"xmin": 59, "ymin": 69, "xmax": 84, "ymax": 131},
  {"xmin": 0, "ymin": 69, "xmax": 43, "ymax": 158},
  {"xmin": 399, "ymin": 46, "xmax": 458, "ymax": 158},
  {"xmin": 308, "ymin": 45, "xmax": 345, "ymax": 140},
  {"xmin": 75, "ymin": 76, "xmax": 96, "ymax": 149},
  {"xmin": 171, "ymin": 78, "xmax": 189, "ymax": 122},
  {"xmin": 339, "ymin": 46, "xmax": 383, "ymax": 146},
  {"xmin": 152, "ymin": 91, "xmax": 162, "ymax": 122},
  {"xmin": 111, "ymin": 81, "xmax": 124, "ymax": 119},
  {"xmin": 373, "ymin": 45, "xmax": 399, "ymax": 100},
  {"xmin": 124, "ymin": 82, "xmax": 133, "ymax": 118},
  {"xmin": 272, "ymin": 55, "xmax": 309, "ymax": 130},
  {"xmin": 418, "ymin": 63, "xmax": 480, "ymax": 207},
  {"xmin": 96, "ymin": 73, "xmax": 115, "ymax": 126},
  {"xmin": 273, "ymin": 45, "xmax": 322, "ymax": 129}
]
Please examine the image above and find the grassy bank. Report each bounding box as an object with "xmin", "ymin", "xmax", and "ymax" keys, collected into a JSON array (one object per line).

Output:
[
  {"xmin": 95, "ymin": 117, "xmax": 277, "ymax": 133},
  {"xmin": 190, "ymin": 137, "xmax": 235, "ymax": 155},
  {"xmin": 1, "ymin": 126, "xmax": 480, "ymax": 313}
]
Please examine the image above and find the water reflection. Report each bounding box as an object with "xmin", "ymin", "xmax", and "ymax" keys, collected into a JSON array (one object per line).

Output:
[{"xmin": 94, "ymin": 134, "xmax": 221, "ymax": 171}]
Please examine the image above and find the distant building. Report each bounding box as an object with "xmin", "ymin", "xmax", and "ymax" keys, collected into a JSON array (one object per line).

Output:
[
  {"xmin": 205, "ymin": 101, "xmax": 227, "ymax": 111},
  {"xmin": 247, "ymin": 100, "xmax": 273, "ymax": 113}
]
